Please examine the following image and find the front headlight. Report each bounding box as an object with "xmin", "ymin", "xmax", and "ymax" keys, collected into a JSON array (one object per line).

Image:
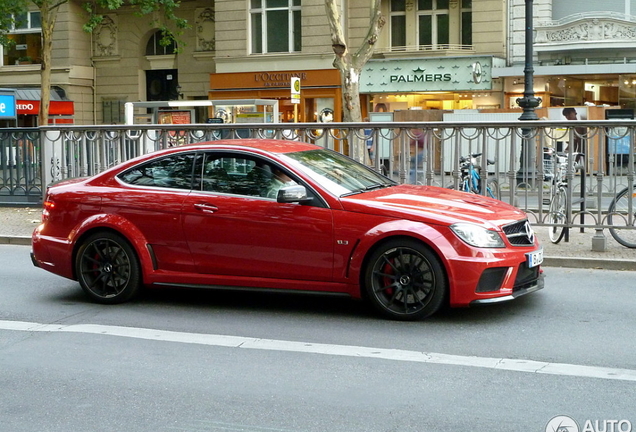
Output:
[{"xmin": 450, "ymin": 223, "xmax": 505, "ymax": 248}]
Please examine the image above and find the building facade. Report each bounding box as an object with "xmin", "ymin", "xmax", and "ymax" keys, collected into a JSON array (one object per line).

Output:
[
  {"xmin": 0, "ymin": 0, "xmax": 216, "ymax": 126},
  {"xmin": 213, "ymin": 0, "xmax": 509, "ymax": 121},
  {"xmin": 498, "ymin": 0, "xmax": 636, "ymax": 118},
  {"xmin": 6, "ymin": 1, "xmax": 632, "ymax": 126}
]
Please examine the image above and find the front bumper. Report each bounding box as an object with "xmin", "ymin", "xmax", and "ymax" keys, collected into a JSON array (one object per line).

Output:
[{"xmin": 470, "ymin": 272, "xmax": 545, "ymax": 305}]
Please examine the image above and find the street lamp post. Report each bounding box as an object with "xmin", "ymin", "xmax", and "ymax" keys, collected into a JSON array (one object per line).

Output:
[{"xmin": 516, "ymin": 0, "xmax": 542, "ymax": 186}]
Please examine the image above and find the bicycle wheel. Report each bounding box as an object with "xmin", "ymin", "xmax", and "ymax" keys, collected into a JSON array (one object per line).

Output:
[
  {"xmin": 547, "ymin": 188, "xmax": 567, "ymax": 244},
  {"xmin": 446, "ymin": 179, "xmax": 470, "ymax": 193},
  {"xmin": 486, "ymin": 177, "xmax": 501, "ymax": 200},
  {"xmin": 607, "ymin": 186, "xmax": 636, "ymax": 248}
]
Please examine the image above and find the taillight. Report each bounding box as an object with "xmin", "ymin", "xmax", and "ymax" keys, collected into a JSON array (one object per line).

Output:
[{"xmin": 42, "ymin": 199, "xmax": 55, "ymax": 222}]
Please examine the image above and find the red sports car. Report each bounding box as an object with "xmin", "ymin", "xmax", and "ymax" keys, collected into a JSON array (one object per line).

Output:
[{"xmin": 31, "ymin": 139, "xmax": 544, "ymax": 320}]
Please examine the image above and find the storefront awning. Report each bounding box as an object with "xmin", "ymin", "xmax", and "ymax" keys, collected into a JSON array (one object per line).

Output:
[
  {"xmin": 11, "ymin": 87, "xmax": 74, "ymax": 116},
  {"xmin": 16, "ymin": 100, "xmax": 74, "ymax": 115}
]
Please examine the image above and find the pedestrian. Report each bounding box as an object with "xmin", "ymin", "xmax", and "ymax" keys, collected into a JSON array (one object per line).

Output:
[
  {"xmin": 364, "ymin": 117, "xmax": 374, "ymax": 164},
  {"xmin": 562, "ymin": 107, "xmax": 585, "ymax": 165}
]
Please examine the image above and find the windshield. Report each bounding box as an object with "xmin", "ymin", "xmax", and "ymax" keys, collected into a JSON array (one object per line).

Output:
[{"xmin": 282, "ymin": 148, "xmax": 397, "ymax": 197}]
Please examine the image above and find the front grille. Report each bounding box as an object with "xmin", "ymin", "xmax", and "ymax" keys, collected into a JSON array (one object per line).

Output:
[{"xmin": 502, "ymin": 219, "xmax": 535, "ymax": 246}]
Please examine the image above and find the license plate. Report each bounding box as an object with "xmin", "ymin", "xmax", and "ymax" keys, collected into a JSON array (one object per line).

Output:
[{"xmin": 526, "ymin": 249, "xmax": 544, "ymax": 268}]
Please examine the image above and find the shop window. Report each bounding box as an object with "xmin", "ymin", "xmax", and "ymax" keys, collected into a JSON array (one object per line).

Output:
[
  {"xmin": 250, "ymin": 0, "xmax": 301, "ymax": 54},
  {"xmin": 389, "ymin": 0, "xmax": 471, "ymax": 50},
  {"xmin": 1, "ymin": 11, "xmax": 42, "ymax": 66},
  {"xmin": 145, "ymin": 30, "xmax": 177, "ymax": 56}
]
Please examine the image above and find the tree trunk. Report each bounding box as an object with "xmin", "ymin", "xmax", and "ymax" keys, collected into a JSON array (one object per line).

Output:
[
  {"xmin": 38, "ymin": 0, "xmax": 59, "ymax": 127},
  {"xmin": 324, "ymin": 0, "xmax": 384, "ymax": 161}
]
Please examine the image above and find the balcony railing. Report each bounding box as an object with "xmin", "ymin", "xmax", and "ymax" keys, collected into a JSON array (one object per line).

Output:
[{"xmin": 376, "ymin": 44, "xmax": 474, "ymax": 55}]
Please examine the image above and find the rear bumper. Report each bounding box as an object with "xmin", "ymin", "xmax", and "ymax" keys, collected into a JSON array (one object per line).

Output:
[{"xmin": 30, "ymin": 251, "xmax": 40, "ymax": 268}]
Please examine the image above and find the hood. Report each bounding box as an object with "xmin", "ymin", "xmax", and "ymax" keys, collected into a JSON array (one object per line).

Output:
[{"xmin": 340, "ymin": 184, "xmax": 526, "ymax": 229}]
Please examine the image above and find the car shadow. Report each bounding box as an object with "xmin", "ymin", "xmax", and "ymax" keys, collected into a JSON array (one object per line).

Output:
[
  {"xmin": 431, "ymin": 293, "xmax": 547, "ymax": 324},
  {"xmin": 138, "ymin": 286, "xmax": 377, "ymax": 320},
  {"xmin": 140, "ymin": 285, "xmax": 547, "ymax": 324},
  {"xmin": 48, "ymin": 283, "xmax": 546, "ymax": 324}
]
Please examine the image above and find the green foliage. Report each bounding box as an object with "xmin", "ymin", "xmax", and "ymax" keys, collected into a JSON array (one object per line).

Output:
[
  {"xmin": 0, "ymin": 0, "xmax": 29, "ymax": 47},
  {"xmin": 1, "ymin": 0, "xmax": 189, "ymax": 51},
  {"xmin": 82, "ymin": 0, "xmax": 190, "ymax": 52}
]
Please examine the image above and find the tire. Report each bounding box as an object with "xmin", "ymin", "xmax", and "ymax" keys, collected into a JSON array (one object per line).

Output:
[
  {"xmin": 486, "ymin": 177, "xmax": 501, "ymax": 200},
  {"xmin": 547, "ymin": 188, "xmax": 567, "ymax": 244},
  {"xmin": 608, "ymin": 186, "xmax": 636, "ymax": 248},
  {"xmin": 364, "ymin": 239, "xmax": 446, "ymax": 321},
  {"xmin": 75, "ymin": 231, "xmax": 142, "ymax": 304}
]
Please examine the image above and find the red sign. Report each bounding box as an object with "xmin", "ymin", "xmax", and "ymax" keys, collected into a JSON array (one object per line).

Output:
[
  {"xmin": 16, "ymin": 100, "xmax": 75, "ymax": 116},
  {"xmin": 159, "ymin": 111, "xmax": 191, "ymax": 124}
]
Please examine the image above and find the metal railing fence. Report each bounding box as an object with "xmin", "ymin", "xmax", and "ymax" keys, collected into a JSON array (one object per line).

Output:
[{"xmin": 1, "ymin": 120, "xmax": 635, "ymax": 246}]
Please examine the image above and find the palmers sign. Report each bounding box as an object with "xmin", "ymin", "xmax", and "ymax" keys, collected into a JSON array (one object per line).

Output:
[{"xmin": 361, "ymin": 56, "xmax": 502, "ymax": 93}]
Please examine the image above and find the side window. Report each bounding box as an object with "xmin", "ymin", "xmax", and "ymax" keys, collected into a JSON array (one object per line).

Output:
[
  {"xmin": 118, "ymin": 152, "xmax": 195, "ymax": 190},
  {"xmin": 200, "ymin": 153, "xmax": 265, "ymax": 196},
  {"xmin": 196, "ymin": 151, "xmax": 325, "ymax": 207},
  {"xmin": 200, "ymin": 156, "xmax": 237, "ymax": 193}
]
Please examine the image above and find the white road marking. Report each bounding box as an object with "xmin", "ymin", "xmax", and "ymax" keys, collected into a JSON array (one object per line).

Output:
[{"xmin": 2, "ymin": 319, "xmax": 635, "ymax": 382}]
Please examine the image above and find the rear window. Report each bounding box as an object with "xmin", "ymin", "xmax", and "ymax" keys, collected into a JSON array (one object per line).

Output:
[{"xmin": 118, "ymin": 153, "xmax": 195, "ymax": 190}]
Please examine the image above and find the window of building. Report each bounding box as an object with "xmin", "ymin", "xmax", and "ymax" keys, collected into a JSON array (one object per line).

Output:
[
  {"xmin": 389, "ymin": 0, "xmax": 471, "ymax": 51},
  {"xmin": 390, "ymin": 0, "xmax": 407, "ymax": 49},
  {"xmin": 1, "ymin": 11, "xmax": 42, "ymax": 66},
  {"xmin": 418, "ymin": 0, "xmax": 450, "ymax": 49},
  {"xmin": 250, "ymin": 0, "xmax": 301, "ymax": 54},
  {"xmin": 145, "ymin": 30, "xmax": 178, "ymax": 56},
  {"xmin": 461, "ymin": 0, "xmax": 472, "ymax": 47}
]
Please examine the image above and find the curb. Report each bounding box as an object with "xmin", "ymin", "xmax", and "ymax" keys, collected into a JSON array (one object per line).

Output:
[
  {"xmin": 542, "ymin": 256, "xmax": 636, "ymax": 271},
  {"xmin": 0, "ymin": 236, "xmax": 32, "ymax": 246}
]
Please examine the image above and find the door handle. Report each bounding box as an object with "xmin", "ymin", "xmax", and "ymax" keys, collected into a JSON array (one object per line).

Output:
[{"xmin": 193, "ymin": 203, "xmax": 219, "ymax": 213}]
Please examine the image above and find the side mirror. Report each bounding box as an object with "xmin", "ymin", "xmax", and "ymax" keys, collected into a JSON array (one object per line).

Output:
[{"xmin": 277, "ymin": 185, "xmax": 313, "ymax": 204}]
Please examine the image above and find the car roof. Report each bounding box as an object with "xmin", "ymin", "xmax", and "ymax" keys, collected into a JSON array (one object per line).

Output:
[
  {"xmin": 88, "ymin": 139, "xmax": 323, "ymax": 182},
  {"xmin": 183, "ymin": 139, "xmax": 320, "ymax": 155}
]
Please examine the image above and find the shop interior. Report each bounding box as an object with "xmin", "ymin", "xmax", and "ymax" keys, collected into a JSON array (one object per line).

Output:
[
  {"xmin": 369, "ymin": 92, "xmax": 501, "ymax": 112},
  {"xmin": 506, "ymin": 75, "xmax": 635, "ymax": 109}
]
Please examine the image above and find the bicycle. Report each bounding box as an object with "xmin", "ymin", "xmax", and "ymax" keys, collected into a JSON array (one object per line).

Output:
[
  {"xmin": 448, "ymin": 153, "xmax": 501, "ymax": 200},
  {"xmin": 545, "ymin": 151, "xmax": 584, "ymax": 244},
  {"xmin": 546, "ymin": 152, "xmax": 569, "ymax": 243},
  {"xmin": 607, "ymin": 184, "xmax": 636, "ymax": 248}
]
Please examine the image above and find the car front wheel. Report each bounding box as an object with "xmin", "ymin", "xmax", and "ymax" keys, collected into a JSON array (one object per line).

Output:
[
  {"xmin": 75, "ymin": 232, "xmax": 141, "ymax": 304},
  {"xmin": 364, "ymin": 239, "xmax": 446, "ymax": 321}
]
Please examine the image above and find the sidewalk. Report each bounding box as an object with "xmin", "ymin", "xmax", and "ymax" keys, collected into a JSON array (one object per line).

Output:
[{"xmin": 1, "ymin": 206, "xmax": 634, "ymax": 270}]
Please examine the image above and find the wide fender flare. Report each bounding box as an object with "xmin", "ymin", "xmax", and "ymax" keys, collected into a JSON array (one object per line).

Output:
[
  {"xmin": 68, "ymin": 213, "xmax": 154, "ymax": 279},
  {"xmin": 348, "ymin": 219, "xmax": 458, "ymax": 287}
]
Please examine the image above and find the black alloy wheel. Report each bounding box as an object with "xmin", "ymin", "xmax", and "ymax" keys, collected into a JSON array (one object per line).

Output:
[
  {"xmin": 364, "ymin": 239, "xmax": 446, "ymax": 321},
  {"xmin": 75, "ymin": 232, "xmax": 141, "ymax": 304}
]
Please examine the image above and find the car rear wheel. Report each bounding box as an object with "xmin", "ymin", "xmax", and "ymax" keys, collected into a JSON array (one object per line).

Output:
[
  {"xmin": 75, "ymin": 232, "xmax": 141, "ymax": 304},
  {"xmin": 364, "ymin": 239, "xmax": 446, "ymax": 321}
]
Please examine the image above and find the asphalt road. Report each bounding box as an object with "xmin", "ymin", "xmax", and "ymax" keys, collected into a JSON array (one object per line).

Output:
[{"xmin": 1, "ymin": 244, "xmax": 635, "ymax": 432}]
